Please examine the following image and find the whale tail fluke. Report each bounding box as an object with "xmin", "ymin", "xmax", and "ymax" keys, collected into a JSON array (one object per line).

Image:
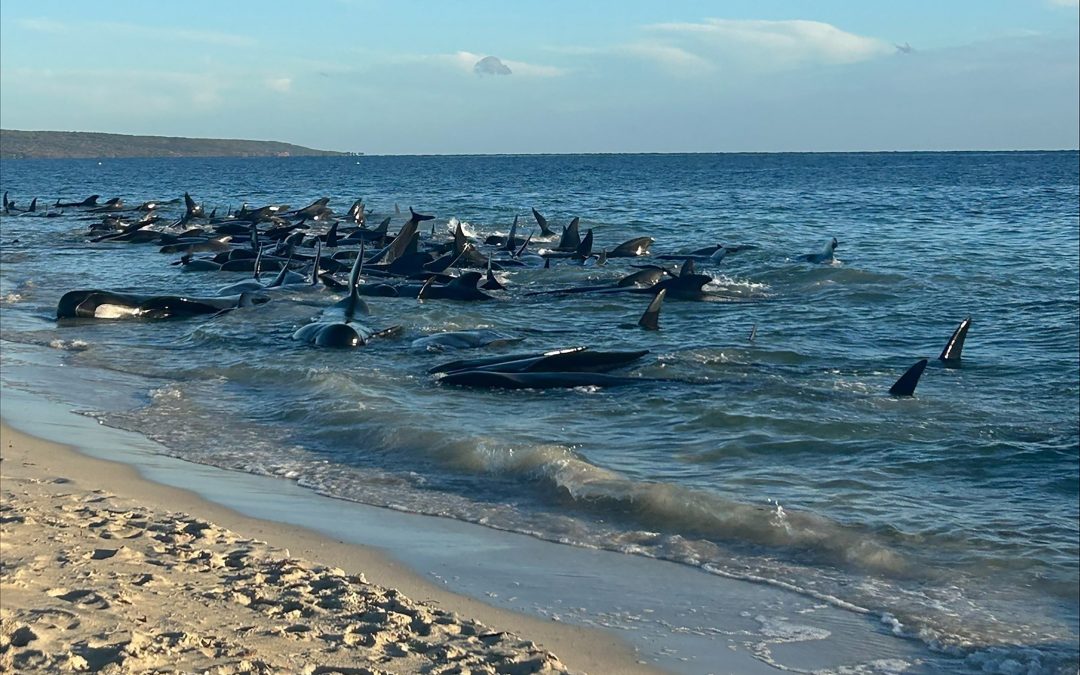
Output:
[
  {"xmin": 409, "ymin": 207, "xmax": 435, "ymax": 223},
  {"xmin": 889, "ymin": 359, "xmax": 928, "ymax": 396}
]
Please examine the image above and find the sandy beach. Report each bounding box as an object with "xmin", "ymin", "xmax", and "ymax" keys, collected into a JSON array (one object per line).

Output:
[{"xmin": 0, "ymin": 420, "xmax": 658, "ymax": 674}]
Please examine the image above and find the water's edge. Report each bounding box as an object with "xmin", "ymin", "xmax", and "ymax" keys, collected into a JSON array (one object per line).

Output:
[{"xmin": 0, "ymin": 377, "xmax": 948, "ymax": 674}]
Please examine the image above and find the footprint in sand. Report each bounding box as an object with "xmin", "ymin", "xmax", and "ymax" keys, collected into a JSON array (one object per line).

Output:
[
  {"xmin": 46, "ymin": 588, "xmax": 111, "ymax": 610},
  {"xmin": 25, "ymin": 607, "xmax": 82, "ymax": 631},
  {"xmin": 84, "ymin": 546, "xmax": 142, "ymax": 562}
]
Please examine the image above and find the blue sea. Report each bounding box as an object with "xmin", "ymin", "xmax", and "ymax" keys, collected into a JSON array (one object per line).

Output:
[{"xmin": 1, "ymin": 152, "xmax": 1077, "ymax": 673}]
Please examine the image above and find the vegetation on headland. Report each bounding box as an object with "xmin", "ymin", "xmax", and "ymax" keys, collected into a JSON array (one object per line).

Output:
[{"xmin": 0, "ymin": 129, "xmax": 353, "ymax": 159}]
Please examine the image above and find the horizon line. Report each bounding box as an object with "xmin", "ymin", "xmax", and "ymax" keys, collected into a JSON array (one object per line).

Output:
[
  {"xmin": 1, "ymin": 129, "xmax": 1077, "ymax": 157},
  {"xmin": 2, "ymin": 149, "xmax": 1077, "ymax": 160}
]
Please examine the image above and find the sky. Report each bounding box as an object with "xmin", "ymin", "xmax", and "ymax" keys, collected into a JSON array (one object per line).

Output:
[{"xmin": 0, "ymin": 0, "xmax": 1077, "ymax": 154}]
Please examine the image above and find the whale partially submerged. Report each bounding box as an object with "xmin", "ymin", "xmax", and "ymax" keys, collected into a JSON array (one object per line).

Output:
[
  {"xmin": 292, "ymin": 243, "xmax": 396, "ymax": 348},
  {"xmin": 439, "ymin": 370, "xmax": 649, "ymax": 389},
  {"xmin": 57, "ymin": 290, "xmax": 267, "ymax": 320}
]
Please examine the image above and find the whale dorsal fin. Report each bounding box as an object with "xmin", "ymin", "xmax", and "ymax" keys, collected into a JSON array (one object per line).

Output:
[
  {"xmin": 557, "ymin": 217, "xmax": 581, "ymax": 250},
  {"xmin": 574, "ymin": 229, "xmax": 594, "ymax": 259},
  {"xmin": 349, "ymin": 240, "xmax": 366, "ymax": 290},
  {"xmin": 453, "ymin": 221, "xmax": 468, "ymax": 255},
  {"xmin": 267, "ymin": 252, "xmax": 295, "ymax": 288},
  {"xmin": 310, "ymin": 240, "xmax": 322, "ymax": 286},
  {"xmin": 417, "ymin": 275, "xmax": 436, "ymax": 301},
  {"xmin": 679, "ymin": 258, "xmax": 696, "ymax": 278},
  {"xmin": 515, "ymin": 232, "xmax": 533, "ymax": 258},
  {"xmin": 483, "ymin": 261, "xmax": 506, "ymax": 290},
  {"xmin": 938, "ymin": 317, "xmax": 971, "ymax": 364},
  {"xmin": 344, "ymin": 241, "xmax": 370, "ymax": 319},
  {"xmin": 502, "ymin": 215, "xmax": 519, "ymax": 251},
  {"xmin": 889, "ymin": 359, "xmax": 928, "ymax": 396},
  {"xmin": 253, "ymin": 245, "xmax": 264, "ymax": 281},
  {"xmin": 638, "ymin": 289, "xmax": 666, "ymax": 331}
]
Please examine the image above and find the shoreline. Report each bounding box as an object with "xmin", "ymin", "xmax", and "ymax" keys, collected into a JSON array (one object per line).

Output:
[
  {"xmin": 0, "ymin": 383, "xmax": 950, "ymax": 674},
  {"xmin": 0, "ymin": 416, "xmax": 659, "ymax": 674}
]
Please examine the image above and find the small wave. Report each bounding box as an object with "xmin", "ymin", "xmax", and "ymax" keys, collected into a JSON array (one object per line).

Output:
[
  {"xmin": 48, "ymin": 339, "xmax": 90, "ymax": 352},
  {"xmin": 445, "ymin": 217, "xmax": 478, "ymax": 238}
]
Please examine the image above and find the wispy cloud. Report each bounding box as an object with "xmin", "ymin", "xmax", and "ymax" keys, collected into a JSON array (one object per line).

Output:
[
  {"xmin": 547, "ymin": 17, "xmax": 892, "ymax": 79},
  {"xmin": 266, "ymin": 77, "xmax": 293, "ymax": 93},
  {"xmin": 616, "ymin": 42, "xmax": 713, "ymax": 75},
  {"xmin": 1, "ymin": 67, "xmax": 230, "ymax": 114},
  {"xmin": 647, "ymin": 18, "xmax": 893, "ymax": 67},
  {"xmin": 17, "ymin": 17, "xmax": 256, "ymax": 47},
  {"xmin": 1048, "ymin": 0, "xmax": 1079, "ymax": 7}
]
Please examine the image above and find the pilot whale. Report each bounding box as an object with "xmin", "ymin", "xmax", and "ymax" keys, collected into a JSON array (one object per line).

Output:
[
  {"xmin": 57, "ymin": 290, "xmax": 267, "ymax": 320},
  {"xmin": 431, "ymin": 347, "xmax": 648, "ymax": 374},
  {"xmin": 292, "ymin": 245, "xmax": 396, "ymax": 348}
]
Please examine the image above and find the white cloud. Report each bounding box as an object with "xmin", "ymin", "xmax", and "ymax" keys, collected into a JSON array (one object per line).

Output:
[
  {"xmin": 1048, "ymin": 0, "xmax": 1079, "ymax": 7},
  {"xmin": 647, "ymin": 18, "xmax": 893, "ymax": 67},
  {"xmin": 266, "ymin": 77, "xmax": 293, "ymax": 93},
  {"xmin": 17, "ymin": 17, "xmax": 256, "ymax": 47},
  {"xmin": 500, "ymin": 58, "xmax": 565, "ymax": 78},
  {"xmin": 617, "ymin": 42, "xmax": 713, "ymax": 75}
]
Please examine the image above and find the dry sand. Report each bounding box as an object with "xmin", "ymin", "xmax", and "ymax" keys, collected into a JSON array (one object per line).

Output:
[{"xmin": 0, "ymin": 421, "xmax": 658, "ymax": 674}]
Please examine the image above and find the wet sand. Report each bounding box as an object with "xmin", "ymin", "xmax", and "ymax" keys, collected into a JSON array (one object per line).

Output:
[{"xmin": 0, "ymin": 420, "xmax": 657, "ymax": 674}]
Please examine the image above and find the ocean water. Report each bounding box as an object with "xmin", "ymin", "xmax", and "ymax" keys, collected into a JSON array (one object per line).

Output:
[{"xmin": 1, "ymin": 152, "xmax": 1077, "ymax": 673}]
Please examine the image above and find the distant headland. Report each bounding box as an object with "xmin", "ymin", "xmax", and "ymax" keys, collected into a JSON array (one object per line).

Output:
[{"xmin": 0, "ymin": 130, "xmax": 354, "ymax": 159}]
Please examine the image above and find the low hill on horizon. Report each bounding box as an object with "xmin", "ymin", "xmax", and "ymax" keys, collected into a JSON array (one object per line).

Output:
[{"xmin": 0, "ymin": 130, "xmax": 351, "ymax": 159}]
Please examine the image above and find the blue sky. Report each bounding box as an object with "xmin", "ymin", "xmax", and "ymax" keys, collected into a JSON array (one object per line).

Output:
[{"xmin": 1, "ymin": 1, "xmax": 1077, "ymax": 154}]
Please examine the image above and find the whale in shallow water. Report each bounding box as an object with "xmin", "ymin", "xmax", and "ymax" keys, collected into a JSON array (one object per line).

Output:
[
  {"xmin": 607, "ymin": 236, "xmax": 654, "ymax": 258},
  {"xmin": 412, "ymin": 329, "xmax": 522, "ymax": 351},
  {"xmin": 292, "ymin": 243, "xmax": 397, "ymax": 348},
  {"xmin": 57, "ymin": 290, "xmax": 267, "ymax": 320},
  {"xmin": 55, "ymin": 195, "xmax": 100, "ymax": 208},
  {"xmin": 415, "ymin": 272, "xmax": 494, "ymax": 301},
  {"xmin": 438, "ymin": 370, "xmax": 649, "ymax": 389},
  {"xmin": 430, "ymin": 347, "xmax": 650, "ymax": 375}
]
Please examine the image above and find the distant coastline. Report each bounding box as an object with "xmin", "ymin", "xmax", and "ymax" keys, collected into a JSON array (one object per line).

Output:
[{"xmin": 0, "ymin": 129, "xmax": 354, "ymax": 159}]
